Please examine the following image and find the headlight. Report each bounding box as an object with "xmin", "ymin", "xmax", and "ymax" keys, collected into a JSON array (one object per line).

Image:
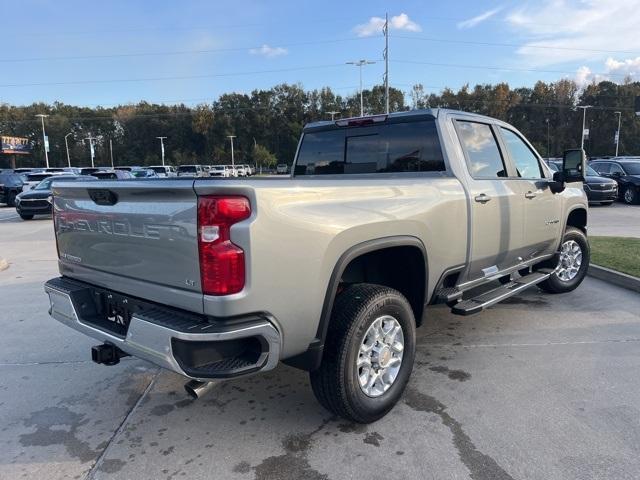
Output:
[{"xmin": 47, "ymin": 195, "xmax": 53, "ymax": 204}]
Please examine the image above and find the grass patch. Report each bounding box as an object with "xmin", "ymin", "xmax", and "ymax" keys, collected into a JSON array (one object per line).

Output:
[{"xmin": 590, "ymin": 236, "xmax": 640, "ymax": 278}]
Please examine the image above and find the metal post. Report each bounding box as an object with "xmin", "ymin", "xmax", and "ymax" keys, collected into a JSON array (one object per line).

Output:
[
  {"xmin": 85, "ymin": 135, "xmax": 95, "ymax": 168},
  {"xmin": 614, "ymin": 111, "xmax": 621, "ymax": 156},
  {"xmin": 35, "ymin": 114, "xmax": 49, "ymax": 168},
  {"xmin": 384, "ymin": 12, "xmax": 389, "ymax": 114},
  {"xmin": 545, "ymin": 119, "xmax": 550, "ymax": 158},
  {"xmin": 156, "ymin": 136, "xmax": 167, "ymax": 166},
  {"xmin": 578, "ymin": 106, "xmax": 591, "ymax": 150},
  {"xmin": 64, "ymin": 132, "xmax": 72, "ymax": 167},
  {"xmin": 109, "ymin": 139, "xmax": 114, "ymax": 168},
  {"xmin": 347, "ymin": 60, "xmax": 375, "ymax": 117},
  {"xmin": 227, "ymin": 135, "xmax": 236, "ymax": 168}
]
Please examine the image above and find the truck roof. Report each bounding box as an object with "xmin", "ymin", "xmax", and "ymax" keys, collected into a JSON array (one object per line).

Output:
[{"xmin": 303, "ymin": 108, "xmax": 500, "ymax": 132}]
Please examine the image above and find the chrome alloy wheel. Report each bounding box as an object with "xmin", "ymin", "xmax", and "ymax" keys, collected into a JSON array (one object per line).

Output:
[
  {"xmin": 624, "ymin": 188, "xmax": 635, "ymax": 204},
  {"xmin": 556, "ymin": 239, "xmax": 583, "ymax": 282},
  {"xmin": 357, "ymin": 315, "xmax": 404, "ymax": 398}
]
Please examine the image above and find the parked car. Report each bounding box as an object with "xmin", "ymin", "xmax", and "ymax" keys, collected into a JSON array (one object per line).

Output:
[
  {"xmin": 177, "ymin": 165, "xmax": 206, "ymax": 177},
  {"xmin": 15, "ymin": 175, "xmax": 97, "ymax": 219},
  {"xmin": 245, "ymin": 164, "xmax": 254, "ymax": 176},
  {"xmin": 590, "ymin": 158, "xmax": 640, "ymax": 204},
  {"xmin": 234, "ymin": 165, "xmax": 248, "ymax": 177},
  {"xmin": 114, "ymin": 166, "xmax": 138, "ymax": 172},
  {"xmin": 21, "ymin": 172, "xmax": 63, "ymax": 192},
  {"xmin": 148, "ymin": 165, "xmax": 177, "ymax": 177},
  {"xmin": 276, "ymin": 163, "xmax": 289, "ymax": 174},
  {"xmin": 547, "ymin": 161, "xmax": 618, "ymax": 205},
  {"xmin": 130, "ymin": 167, "xmax": 158, "ymax": 178},
  {"xmin": 45, "ymin": 109, "xmax": 590, "ymax": 423},
  {"xmin": 209, "ymin": 165, "xmax": 232, "ymax": 178},
  {"xmin": 91, "ymin": 169, "xmax": 133, "ymax": 180},
  {"xmin": 78, "ymin": 167, "xmax": 102, "ymax": 176},
  {"xmin": 0, "ymin": 171, "xmax": 24, "ymax": 206}
]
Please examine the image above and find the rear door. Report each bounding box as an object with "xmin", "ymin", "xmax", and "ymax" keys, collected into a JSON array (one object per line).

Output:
[
  {"xmin": 455, "ymin": 120, "xmax": 524, "ymax": 282},
  {"xmin": 497, "ymin": 127, "xmax": 562, "ymax": 258}
]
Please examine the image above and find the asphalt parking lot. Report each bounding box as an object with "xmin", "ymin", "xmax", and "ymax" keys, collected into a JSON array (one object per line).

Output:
[{"xmin": 1, "ymin": 204, "xmax": 639, "ymax": 480}]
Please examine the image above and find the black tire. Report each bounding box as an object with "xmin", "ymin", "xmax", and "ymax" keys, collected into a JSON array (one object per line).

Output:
[
  {"xmin": 310, "ymin": 284, "xmax": 416, "ymax": 423},
  {"xmin": 622, "ymin": 186, "xmax": 638, "ymax": 205},
  {"xmin": 7, "ymin": 191, "xmax": 17, "ymax": 207},
  {"xmin": 19, "ymin": 213, "xmax": 34, "ymax": 220},
  {"xmin": 539, "ymin": 227, "xmax": 590, "ymax": 294}
]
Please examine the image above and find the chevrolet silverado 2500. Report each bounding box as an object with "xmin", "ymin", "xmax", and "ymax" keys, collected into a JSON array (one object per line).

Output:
[{"xmin": 44, "ymin": 109, "xmax": 589, "ymax": 423}]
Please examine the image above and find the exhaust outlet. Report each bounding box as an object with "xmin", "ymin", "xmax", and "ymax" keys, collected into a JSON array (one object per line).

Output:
[{"xmin": 184, "ymin": 380, "xmax": 215, "ymax": 399}]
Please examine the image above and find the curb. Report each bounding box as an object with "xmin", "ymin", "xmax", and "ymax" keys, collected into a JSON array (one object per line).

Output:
[
  {"xmin": 0, "ymin": 258, "xmax": 8, "ymax": 272},
  {"xmin": 588, "ymin": 264, "xmax": 640, "ymax": 294}
]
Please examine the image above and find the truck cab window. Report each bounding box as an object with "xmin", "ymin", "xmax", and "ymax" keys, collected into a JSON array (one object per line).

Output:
[
  {"xmin": 500, "ymin": 128, "xmax": 543, "ymax": 179},
  {"xmin": 456, "ymin": 121, "xmax": 506, "ymax": 178}
]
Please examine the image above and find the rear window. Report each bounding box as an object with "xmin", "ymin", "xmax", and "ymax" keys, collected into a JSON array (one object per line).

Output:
[
  {"xmin": 0, "ymin": 173, "xmax": 22, "ymax": 185},
  {"xmin": 93, "ymin": 172, "xmax": 118, "ymax": 179},
  {"xmin": 26, "ymin": 173, "xmax": 51, "ymax": 182},
  {"xmin": 178, "ymin": 166, "xmax": 197, "ymax": 172},
  {"xmin": 149, "ymin": 166, "xmax": 166, "ymax": 173},
  {"xmin": 294, "ymin": 119, "xmax": 445, "ymax": 176}
]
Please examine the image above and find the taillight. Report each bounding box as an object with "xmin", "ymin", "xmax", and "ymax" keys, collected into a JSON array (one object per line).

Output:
[
  {"xmin": 197, "ymin": 195, "xmax": 251, "ymax": 295},
  {"xmin": 52, "ymin": 195, "xmax": 60, "ymax": 259}
]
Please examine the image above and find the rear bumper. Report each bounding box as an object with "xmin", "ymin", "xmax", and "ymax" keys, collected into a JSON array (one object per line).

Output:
[{"xmin": 44, "ymin": 276, "xmax": 281, "ymax": 380}]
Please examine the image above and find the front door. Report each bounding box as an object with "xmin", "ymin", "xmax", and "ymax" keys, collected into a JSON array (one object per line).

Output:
[
  {"xmin": 455, "ymin": 120, "xmax": 525, "ymax": 282},
  {"xmin": 498, "ymin": 127, "xmax": 562, "ymax": 258}
]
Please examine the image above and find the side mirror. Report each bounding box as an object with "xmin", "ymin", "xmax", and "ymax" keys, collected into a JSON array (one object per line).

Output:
[
  {"xmin": 562, "ymin": 149, "xmax": 586, "ymax": 183},
  {"xmin": 550, "ymin": 171, "xmax": 566, "ymax": 194},
  {"xmin": 611, "ymin": 171, "xmax": 622, "ymax": 178}
]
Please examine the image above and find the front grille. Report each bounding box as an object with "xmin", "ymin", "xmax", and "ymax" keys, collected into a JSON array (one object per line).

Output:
[
  {"xmin": 590, "ymin": 184, "xmax": 616, "ymax": 191},
  {"xmin": 20, "ymin": 199, "xmax": 49, "ymax": 208}
]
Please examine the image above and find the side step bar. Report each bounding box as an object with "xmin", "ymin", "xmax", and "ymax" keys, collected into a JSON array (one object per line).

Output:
[{"xmin": 451, "ymin": 271, "xmax": 551, "ymax": 316}]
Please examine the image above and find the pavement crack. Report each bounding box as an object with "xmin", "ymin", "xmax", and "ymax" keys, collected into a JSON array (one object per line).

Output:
[
  {"xmin": 85, "ymin": 370, "xmax": 159, "ymax": 480},
  {"xmin": 405, "ymin": 387, "xmax": 514, "ymax": 480}
]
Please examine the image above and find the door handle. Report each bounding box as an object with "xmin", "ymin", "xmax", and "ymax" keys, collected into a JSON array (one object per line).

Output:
[
  {"xmin": 525, "ymin": 191, "xmax": 537, "ymax": 199},
  {"xmin": 474, "ymin": 193, "xmax": 491, "ymax": 203}
]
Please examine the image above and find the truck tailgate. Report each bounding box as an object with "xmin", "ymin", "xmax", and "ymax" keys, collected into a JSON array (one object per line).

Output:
[{"xmin": 53, "ymin": 179, "xmax": 203, "ymax": 311}]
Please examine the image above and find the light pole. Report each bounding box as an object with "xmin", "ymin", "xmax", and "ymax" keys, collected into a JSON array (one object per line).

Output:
[
  {"xmin": 227, "ymin": 135, "xmax": 236, "ymax": 168},
  {"xmin": 156, "ymin": 136, "xmax": 167, "ymax": 166},
  {"xmin": 346, "ymin": 59, "xmax": 376, "ymax": 117},
  {"xmin": 577, "ymin": 105, "xmax": 592, "ymax": 150},
  {"xmin": 614, "ymin": 111, "xmax": 622, "ymax": 156},
  {"xmin": 109, "ymin": 139, "xmax": 114, "ymax": 168},
  {"xmin": 545, "ymin": 118, "xmax": 550, "ymax": 158},
  {"xmin": 84, "ymin": 135, "xmax": 95, "ymax": 167},
  {"xmin": 35, "ymin": 114, "xmax": 49, "ymax": 168},
  {"xmin": 64, "ymin": 132, "xmax": 73, "ymax": 167},
  {"xmin": 327, "ymin": 111, "xmax": 340, "ymax": 121}
]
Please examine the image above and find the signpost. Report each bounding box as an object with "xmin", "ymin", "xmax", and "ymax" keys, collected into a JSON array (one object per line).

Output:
[{"xmin": 0, "ymin": 136, "xmax": 31, "ymax": 169}]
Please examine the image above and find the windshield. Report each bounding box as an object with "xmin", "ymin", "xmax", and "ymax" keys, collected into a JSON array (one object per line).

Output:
[
  {"xmin": 26, "ymin": 173, "xmax": 50, "ymax": 182},
  {"xmin": 178, "ymin": 166, "xmax": 197, "ymax": 172},
  {"xmin": 131, "ymin": 169, "xmax": 150, "ymax": 177},
  {"xmin": 34, "ymin": 178, "xmax": 54, "ymax": 190},
  {"xmin": 623, "ymin": 162, "xmax": 640, "ymax": 175},
  {"xmin": 149, "ymin": 166, "xmax": 166, "ymax": 173}
]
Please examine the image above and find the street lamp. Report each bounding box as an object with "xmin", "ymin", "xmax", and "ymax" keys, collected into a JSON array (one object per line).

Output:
[
  {"xmin": 346, "ymin": 59, "xmax": 376, "ymax": 117},
  {"xmin": 84, "ymin": 135, "xmax": 96, "ymax": 168},
  {"xmin": 545, "ymin": 118, "xmax": 550, "ymax": 158},
  {"xmin": 614, "ymin": 111, "xmax": 622, "ymax": 156},
  {"xmin": 156, "ymin": 136, "xmax": 167, "ymax": 166},
  {"xmin": 64, "ymin": 132, "xmax": 73, "ymax": 167},
  {"xmin": 576, "ymin": 105, "xmax": 592, "ymax": 150},
  {"xmin": 35, "ymin": 114, "xmax": 49, "ymax": 168},
  {"xmin": 227, "ymin": 135, "xmax": 236, "ymax": 168},
  {"xmin": 327, "ymin": 111, "xmax": 341, "ymax": 121}
]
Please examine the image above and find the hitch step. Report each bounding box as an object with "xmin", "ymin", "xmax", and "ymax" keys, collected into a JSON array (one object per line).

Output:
[
  {"xmin": 91, "ymin": 344, "xmax": 129, "ymax": 366},
  {"xmin": 451, "ymin": 271, "xmax": 551, "ymax": 316}
]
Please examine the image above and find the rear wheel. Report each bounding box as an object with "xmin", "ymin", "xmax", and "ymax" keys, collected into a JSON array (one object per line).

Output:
[
  {"xmin": 539, "ymin": 227, "xmax": 589, "ymax": 294},
  {"xmin": 310, "ymin": 284, "xmax": 416, "ymax": 423}
]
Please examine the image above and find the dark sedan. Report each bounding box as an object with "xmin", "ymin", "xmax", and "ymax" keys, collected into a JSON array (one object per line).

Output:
[
  {"xmin": 15, "ymin": 175, "xmax": 97, "ymax": 220},
  {"xmin": 0, "ymin": 172, "xmax": 24, "ymax": 207},
  {"xmin": 590, "ymin": 159, "xmax": 640, "ymax": 204},
  {"xmin": 547, "ymin": 161, "xmax": 618, "ymax": 205}
]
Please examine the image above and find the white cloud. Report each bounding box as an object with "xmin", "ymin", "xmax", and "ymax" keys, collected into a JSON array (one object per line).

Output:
[
  {"xmin": 506, "ymin": 0, "xmax": 640, "ymax": 67},
  {"xmin": 457, "ymin": 7, "xmax": 503, "ymax": 29},
  {"xmin": 575, "ymin": 56, "xmax": 640, "ymax": 88},
  {"xmin": 248, "ymin": 44, "xmax": 288, "ymax": 58},
  {"xmin": 354, "ymin": 13, "xmax": 421, "ymax": 38}
]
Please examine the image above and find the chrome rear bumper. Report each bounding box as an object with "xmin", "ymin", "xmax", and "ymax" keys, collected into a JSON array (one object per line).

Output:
[{"xmin": 44, "ymin": 277, "xmax": 281, "ymax": 381}]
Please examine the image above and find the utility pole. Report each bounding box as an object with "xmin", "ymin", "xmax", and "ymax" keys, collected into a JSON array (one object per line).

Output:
[
  {"xmin": 545, "ymin": 118, "xmax": 550, "ymax": 158},
  {"xmin": 227, "ymin": 135, "xmax": 236, "ymax": 168},
  {"xmin": 346, "ymin": 59, "xmax": 376, "ymax": 117},
  {"xmin": 327, "ymin": 111, "xmax": 340, "ymax": 120},
  {"xmin": 383, "ymin": 12, "xmax": 390, "ymax": 114},
  {"xmin": 35, "ymin": 114, "xmax": 49, "ymax": 168},
  {"xmin": 64, "ymin": 132, "xmax": 73, "ymax": 167},
  {"xmin": 84, "ymin": 135, "xmax": 95, "ymax": 168},
  {"xmin": 156, "ymin": 136, "xmax": 167, "ymax": 166},
  {"xmin": 577, "ymin": 105, "xmax": 592, "ymax": 150},
  {"xmin": 614, "ymin": 111, "xmax": 622, "ymax": 156},
  {"xmin": 109, "ymin": 139, "xmax": 114, "ymax": 168}
]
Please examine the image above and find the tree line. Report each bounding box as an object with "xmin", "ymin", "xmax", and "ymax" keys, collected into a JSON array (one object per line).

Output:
[{"xmin": 1, "ymin": 79, "xmax": 639, "ymax": 169}]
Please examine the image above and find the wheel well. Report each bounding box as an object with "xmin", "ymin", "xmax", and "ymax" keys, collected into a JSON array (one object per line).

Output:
[
  {"xmin": 566, "ymin": 208, "xmax": 587, "ymax": 233},
  {"xmin": 339, "ymin": 246, "xmax": 427, "ymax": 326}
]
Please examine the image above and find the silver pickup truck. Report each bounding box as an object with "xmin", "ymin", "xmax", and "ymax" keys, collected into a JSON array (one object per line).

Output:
[{"xmin": 45, "ymin": 109, "xmax": 589, "ymax": 423}]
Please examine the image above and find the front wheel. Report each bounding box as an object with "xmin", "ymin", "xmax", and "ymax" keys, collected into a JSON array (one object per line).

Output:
[
  {"xmin": 622, "ymin": 186, "xmax": 638, "ymax": 205},
  {"xmin": 310, "ymin": 284, "xmax": 416, "ymax": 423},
  {"xmin": 539, "ymin": 227, "xmax": 590, "ymax": 294}
]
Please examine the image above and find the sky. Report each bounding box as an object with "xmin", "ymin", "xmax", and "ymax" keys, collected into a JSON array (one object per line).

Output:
[{"xmin": 2, "ymin": 0, "xmax": 640, "ymax": 107}]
